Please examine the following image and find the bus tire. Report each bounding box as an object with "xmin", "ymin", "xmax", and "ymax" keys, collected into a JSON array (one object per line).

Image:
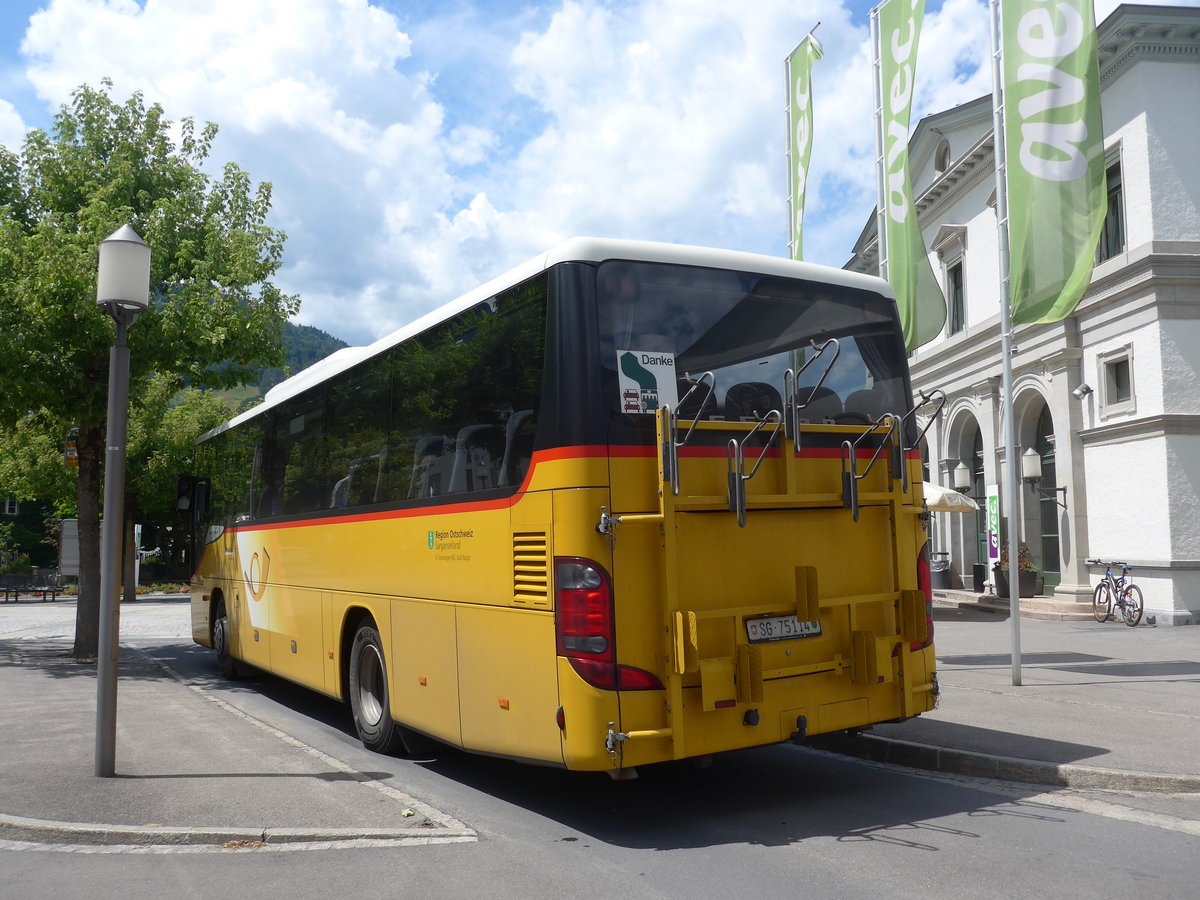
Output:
[
  {"xmin": 348, "ymin": 623, "xmax": 406, "ymax": 754},
  {"xmin": 213, "ymin": 596, "xmax": 240, "ymax": 680}
]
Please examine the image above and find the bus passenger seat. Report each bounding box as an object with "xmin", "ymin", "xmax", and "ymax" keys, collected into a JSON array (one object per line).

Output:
[
  {"xmin": 796, "ymin": 386, "xmax": 842, "ymax": 424},
  {"xmin": 498, "ymin": 410, "xmax": 536, "ymax": 487},
  {"xmin": 676, "ymin": 378, "xmax": 718, "ymax": 420},
  {"xmin": 409, "ymin": 435, "xmax": 448, "ymax": 498},
  {"xmin": 724, "ymin": 382, "xmax": 783, "ymax": 421},
  {"xmin": 844, "ymin": 389, "xmax": 890, "ymax": 423},
  {"xmin": 448, "ymin": 424, "xmax": 503, "ymax": 493}
]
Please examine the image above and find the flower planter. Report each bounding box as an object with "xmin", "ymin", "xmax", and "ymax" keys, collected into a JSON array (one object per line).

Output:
[{"xmin": 993, "ymin": 569, "xmax": 1037, "ymax": 598}]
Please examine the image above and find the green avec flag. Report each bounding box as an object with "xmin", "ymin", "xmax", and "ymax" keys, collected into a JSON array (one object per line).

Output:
[
  {"xmin": 786, "ymin": 31, "xmax": 823, "ymax": 260},
  {"xmin": 877, "ymin": 0, "xmax": 945, "ymax": 351},
  {"xmin": 1002, "ymin": 0, "xmax": 1104, "ymax": 324}
]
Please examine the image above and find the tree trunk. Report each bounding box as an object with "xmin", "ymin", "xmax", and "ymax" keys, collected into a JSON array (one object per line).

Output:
[{"xmin": 72, "ymin": 424, "xmax": 103, "ymax": 659}]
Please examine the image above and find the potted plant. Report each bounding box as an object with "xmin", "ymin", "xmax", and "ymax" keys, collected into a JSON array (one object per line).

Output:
[{"xmin": 993, "ymin": 542, "xmax": 1038, "ymax": 598}]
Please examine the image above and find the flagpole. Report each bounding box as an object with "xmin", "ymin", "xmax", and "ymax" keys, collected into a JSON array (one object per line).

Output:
[
  {"xmin": 869, "ymin": 7, "xmax": 888, "ymax": 281},
  {"xmin": 988, "ymin": 0, "xmax": 1022, "ymax": 686}
]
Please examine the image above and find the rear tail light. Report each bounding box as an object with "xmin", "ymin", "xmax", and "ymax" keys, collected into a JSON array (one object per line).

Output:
[
  {"xmin": 911, "ymin": 544, "xmax": 935, "ymax": 651},
  {"xmin": 555, "ymin": 557, "xmax": 663, "ymax": 691}
]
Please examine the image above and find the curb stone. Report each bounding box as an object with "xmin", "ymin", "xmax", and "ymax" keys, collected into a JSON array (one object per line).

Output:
[
  {"xmin": 0, "ymin": 812, "xmax": 477, "ymax": 847},
  {"xmin": 810, "ymin": 733, "xmax": 1200, "ymax": 793}
]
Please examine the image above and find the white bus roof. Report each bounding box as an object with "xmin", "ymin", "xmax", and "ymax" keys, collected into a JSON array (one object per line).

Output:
[{"xmin": 202, "ymin": 237, "xmax": 894, "ymax": 440}]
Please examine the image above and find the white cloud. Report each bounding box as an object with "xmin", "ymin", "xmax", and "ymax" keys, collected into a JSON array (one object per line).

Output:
[
  {"xmin": 501, "ymin": 0, "xmax": 874, "ymax": 264},
  {"xmin": 19, "ymin": 0, "xmax": 473, "ymax": 343},
  {"xmin": 0, "ymin": 98, "xmax": 26, "ymax": 150},
  {"xmin": 14, "ymin": 0, "xmax": 1159, "ymax": 346}
]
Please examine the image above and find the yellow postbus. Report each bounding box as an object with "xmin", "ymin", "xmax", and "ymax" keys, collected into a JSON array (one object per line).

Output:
[{"xmin": 187, "ymin": 237, "xmax": 940, "ymax": 777}]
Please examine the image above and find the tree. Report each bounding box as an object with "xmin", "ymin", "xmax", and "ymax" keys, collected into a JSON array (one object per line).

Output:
[
  {"xmin": 0, "ymin": 81, "xmax": 299, "ymax": 658},
  {"xmin": 125, "ymin": 380, "xmax": 236, "ymax": 593}
]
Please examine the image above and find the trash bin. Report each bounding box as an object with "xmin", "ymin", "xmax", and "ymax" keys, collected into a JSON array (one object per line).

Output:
[
  {"xmin": 972, "ymin": 563, "xmax": 987, "ymax": 594},
  {"xmin": 930, "ymin": 551, "xmax": 950, "ymax": 589}
]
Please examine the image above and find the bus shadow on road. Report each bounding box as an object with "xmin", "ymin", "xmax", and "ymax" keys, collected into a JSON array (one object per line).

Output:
[
  {"xmin": 142, "ymin": 645, "xmax": 1101, "ymax": 853},
  {"xmin": 415, "ymin": 741, "xmax": 1079, "ymax": 852}
]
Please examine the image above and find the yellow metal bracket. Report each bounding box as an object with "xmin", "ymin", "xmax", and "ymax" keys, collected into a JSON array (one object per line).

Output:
[
  {"xmin": 899, "ymin": 589, "xmax": 929, "ymax": 645},
  {"xmin": 672, "ymin": 610, "xmax": 699, "ymax": 674},
  {"xmin": 852, "ymin": 629, "xmax": 894, "ymax": 685},
  {"xmin": 795, "ymin": 565, "xmax": 820, "ymax": 622},
  {"xmin": 736, "ymin": 644, "xmax": 764, "ymax": 704}
]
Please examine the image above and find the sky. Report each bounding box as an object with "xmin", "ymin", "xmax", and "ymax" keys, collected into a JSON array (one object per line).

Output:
[{"xmin": 0, "ymin": 0, "xmax": 1187, "ymax": 347}]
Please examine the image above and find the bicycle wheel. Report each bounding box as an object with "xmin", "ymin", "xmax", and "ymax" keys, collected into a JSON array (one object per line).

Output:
[
  {"xmin": 1121, "ymin": 584, "xmax": 1144, "ymax": 627},
  {"xmin": 1092, "ymin": 582, "xmax": 1112, "ymax": 622}
]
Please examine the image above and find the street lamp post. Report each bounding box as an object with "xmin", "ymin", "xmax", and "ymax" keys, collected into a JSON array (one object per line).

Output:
[{"xmin": 95, "ymin": 224, "xmax": 151, "ymax": 778}]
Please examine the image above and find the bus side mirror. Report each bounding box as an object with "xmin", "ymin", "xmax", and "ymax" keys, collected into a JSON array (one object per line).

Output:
[
  {"xmin": 194, "ymin": 479, "xmax": 211, "ymax": 517},
  {"xmin": 176, "ymin": 476, "xmax": 195, "ymax": 511},
  {"xmin": 177, "ymin": 476, "xmax": 211, "ymax": 516}
]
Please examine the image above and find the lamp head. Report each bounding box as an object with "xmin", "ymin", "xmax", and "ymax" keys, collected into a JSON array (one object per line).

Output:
[
  {"xmin": 1021, "ymin": 447, "xmax": 1042, "ymax": 485},
  {"xmin": 97, "ymin": 224, "xmax": 151, "ymax": 312},
  {"xmin": 952, "ymin": 461, "xmax": 971, "ymax": 493},
  {"xmin": 1072, "ymin": 383, "xmax": 1093, "ymax": 400}
]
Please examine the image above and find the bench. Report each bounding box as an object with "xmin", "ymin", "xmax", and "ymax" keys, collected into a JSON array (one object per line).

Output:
[{"xmin": 0, "ymin": 573, "xmax": 62, "ymax": 603}]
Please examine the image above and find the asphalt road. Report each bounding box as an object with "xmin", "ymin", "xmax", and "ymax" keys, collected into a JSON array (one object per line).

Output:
[{"xmin": 4, "ymin": 598, "xmax": 1198, "ymax": 899}]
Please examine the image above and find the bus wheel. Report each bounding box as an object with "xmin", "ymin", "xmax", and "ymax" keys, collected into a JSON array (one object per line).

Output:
[
  {"xmin": 213, "ymin": 597, "xmax": 240, "ymax": 680},
  {"xmin": 348, "ymin": 623, "xmax": 406, "ymax": 754}
]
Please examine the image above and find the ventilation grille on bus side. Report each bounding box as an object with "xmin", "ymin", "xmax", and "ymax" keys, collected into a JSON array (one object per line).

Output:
[{"xmin": 513, "ymin": 531, "xmax": 550, "ymax": 607}]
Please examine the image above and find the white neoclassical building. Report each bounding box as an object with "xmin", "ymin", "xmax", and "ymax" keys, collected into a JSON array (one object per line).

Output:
[{"xmin": 847, "ymin": 4, "xmax": 1200, "ymax": 625}]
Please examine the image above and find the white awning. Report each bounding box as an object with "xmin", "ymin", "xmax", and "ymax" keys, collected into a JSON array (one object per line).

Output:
[{"xmin": 923, "ymin": 481, "xmax": 979, "ymax": 513}]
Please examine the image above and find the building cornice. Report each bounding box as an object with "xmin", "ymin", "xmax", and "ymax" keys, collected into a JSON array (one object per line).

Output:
[
  {"xmin": 1098, "ymin": 6, "xmax": 1200, "ymax": 86},
  {"xmin": 1080, "ymin": 413, "xmax": 1200, "ymax": 447},
  {"xmin": 1084, "ymin": 241, "xmax": 1200, "ymax": 316}
]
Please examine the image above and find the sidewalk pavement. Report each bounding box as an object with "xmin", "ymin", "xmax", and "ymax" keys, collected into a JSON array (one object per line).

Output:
[
  {"xmin": 2, "ymin": 597, "xmax": 1198, "ymax": 849},
  {"xmin": 817, "ymin": 604, "xmax": 1200, "ymax": 793},
  {"xmin": 0, "ymin": 613, "xmax": 474, "ymax": 848}
]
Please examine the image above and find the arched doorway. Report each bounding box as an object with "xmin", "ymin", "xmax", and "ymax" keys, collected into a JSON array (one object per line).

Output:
[{"xmin": 1035, "ymin": 406, "xmax": 1061, "ymax": 590}]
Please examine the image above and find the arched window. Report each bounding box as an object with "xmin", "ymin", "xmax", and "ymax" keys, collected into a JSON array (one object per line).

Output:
[{"xmin": 935, "ymin": 140, "xmax": 952, "ymax": 176}]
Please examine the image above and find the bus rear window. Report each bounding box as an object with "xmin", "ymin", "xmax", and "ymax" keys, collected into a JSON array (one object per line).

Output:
[{"xmin": 596, "ymin": 261, "xmax": 911, "ymax": 429}]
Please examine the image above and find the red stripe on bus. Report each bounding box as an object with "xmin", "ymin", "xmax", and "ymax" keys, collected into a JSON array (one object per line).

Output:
[{"xmin": 228, "ymin": 442, "xmax": 921, "ymax": 533}]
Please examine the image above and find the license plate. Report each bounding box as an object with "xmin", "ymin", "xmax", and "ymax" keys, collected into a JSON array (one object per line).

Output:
[{"xmin": 745, "ymin": 614, "xmax": 821, "ymax": 643}]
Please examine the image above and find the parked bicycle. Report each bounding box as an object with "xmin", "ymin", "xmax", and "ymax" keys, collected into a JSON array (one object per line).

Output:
[{"xmin": 1087, "ymin": 559, "xmax": 1143, "ymax": 626}]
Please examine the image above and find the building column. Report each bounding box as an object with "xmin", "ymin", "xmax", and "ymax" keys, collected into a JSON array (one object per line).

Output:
[{"xmin": 1046, "ymin": 348, "xmax": 1093, "ymax": 602}]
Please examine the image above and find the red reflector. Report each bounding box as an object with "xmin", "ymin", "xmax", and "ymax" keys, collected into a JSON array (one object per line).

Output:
[
  {"xmin": 715, "ymin": 699, "xmax": 736, "ymax": 709},
  {"xmin": 911, "ymin": 544, "xmax": 935, "ymax": 651},
  {"xmin": 617, "ymin": 664, "xmax": 664, "ymax": 691}
]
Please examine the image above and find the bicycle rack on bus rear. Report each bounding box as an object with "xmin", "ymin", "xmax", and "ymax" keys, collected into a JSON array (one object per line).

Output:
[
  {"xmin": 783, "ymin": 337, "xmax": 840, "ymax": 448},
  {"xmin": 726, "ymin": 410, "xmax": 784, "ymax": 528},
  {"xmin": 663, "ymin": 371, "xmax": 716, "ymax": 497},
  {"xmin": 840, "ymin": 389, "xmax": 945, "ymax": 522}
]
